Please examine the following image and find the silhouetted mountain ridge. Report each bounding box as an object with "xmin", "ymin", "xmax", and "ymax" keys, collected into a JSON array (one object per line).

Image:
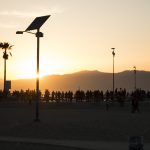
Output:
[{"xmin": 0, "ymin": 70, "xmax": 149, "ymax": 92}]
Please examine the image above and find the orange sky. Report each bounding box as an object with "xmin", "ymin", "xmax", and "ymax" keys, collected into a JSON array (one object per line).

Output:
[{"xmin": 0, "ymin": 0, "xmax": 150, "ymax": 79}]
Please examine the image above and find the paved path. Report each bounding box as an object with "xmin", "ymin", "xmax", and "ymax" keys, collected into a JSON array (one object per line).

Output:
[{"xmin": 0, "ymin": 136, "xmax": 150, "ymax": 150}]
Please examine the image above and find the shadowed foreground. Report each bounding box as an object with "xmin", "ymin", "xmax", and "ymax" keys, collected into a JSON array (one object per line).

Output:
[
  {"xmin": 0, "ymin": 141, "xmax": 87, "ymax": 150},
  {"xmin": 0, "ymin": 102, "xmax": 150, "ymax": 149}
]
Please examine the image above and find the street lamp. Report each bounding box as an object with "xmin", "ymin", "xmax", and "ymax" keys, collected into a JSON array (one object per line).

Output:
[
  {"xmin": 133, "ymin": 66, "xmax": 136, "ymax": 91},
  {"xmin": 16, "ymin": 15, "xmax": 50, "ymax": 121},
  {"xmin": 111, "ymin": 48, "xmax": 115, "ymax": 100}
]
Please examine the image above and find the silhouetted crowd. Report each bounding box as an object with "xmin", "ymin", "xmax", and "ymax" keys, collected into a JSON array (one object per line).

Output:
[{"xmin": 0, "ymin": 88, "xmax": 149, "ymax": 107}]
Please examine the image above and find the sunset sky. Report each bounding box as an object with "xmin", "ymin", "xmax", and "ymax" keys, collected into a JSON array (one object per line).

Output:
[{"xmin": 0, "ymin": 0, "xmax": 150, "ymax": 79}]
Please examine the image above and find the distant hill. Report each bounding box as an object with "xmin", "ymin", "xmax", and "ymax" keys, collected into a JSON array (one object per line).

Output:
[{"xmin": 1, "ymin": 70, "xmax": 150, "ymax": 92}]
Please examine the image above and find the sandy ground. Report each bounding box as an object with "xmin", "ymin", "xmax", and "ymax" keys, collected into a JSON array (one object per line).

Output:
[
  {"xmin": 0, "ymin": 141, "xmax": 87, "ymax": 150},
  {"xmin": 0, "ymin": 102, "xmax": 150, "ymax": 149}
]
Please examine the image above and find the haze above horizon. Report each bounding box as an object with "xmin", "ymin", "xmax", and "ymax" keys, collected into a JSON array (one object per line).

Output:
[{"xmin": 0, "ymin": 0, "xmax": 150, "ymax": 80}]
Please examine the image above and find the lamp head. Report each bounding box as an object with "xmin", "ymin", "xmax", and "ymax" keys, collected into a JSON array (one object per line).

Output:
[{"xmin": 16, "ymin": 31, "xmax": 24, "ymax": 34}]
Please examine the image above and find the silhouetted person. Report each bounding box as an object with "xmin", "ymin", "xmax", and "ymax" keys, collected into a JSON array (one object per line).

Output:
[
  {"xmin": 105, "ymin": 90, "xmax": 110, "ymax": 111},
  {"xmin": 131, "ymin": 91, "xmax": 140, "ymax": 113}
]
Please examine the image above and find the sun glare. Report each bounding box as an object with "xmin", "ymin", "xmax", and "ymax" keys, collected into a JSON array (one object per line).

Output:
[
  {"xmin": 16, "ymin": 59, "xmax": 61, "ymax": 79},
  {"xmin": 17, "ymin": 70, "xmax": 49, "ymax": 79}
]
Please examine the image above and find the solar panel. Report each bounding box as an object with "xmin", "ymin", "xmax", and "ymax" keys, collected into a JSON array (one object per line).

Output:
[{"xmin": 25, "ymin": 15, "xmax": 50, "ymax": 31}]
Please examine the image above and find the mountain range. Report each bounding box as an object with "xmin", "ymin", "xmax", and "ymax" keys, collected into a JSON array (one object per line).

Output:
[{"xmin": 0, "ymin": 70, "xmax": 147, "ymax": 92}]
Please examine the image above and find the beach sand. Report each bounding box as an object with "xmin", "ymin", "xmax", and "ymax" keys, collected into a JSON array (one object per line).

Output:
[{"xmin": 0, "ymin": 102, "xmax": 150, "ymax": 149}]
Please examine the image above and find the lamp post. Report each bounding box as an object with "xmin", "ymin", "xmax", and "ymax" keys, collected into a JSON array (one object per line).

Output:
[
  {"xmin": 16, "ymin": 15, "xmax": 50, "ymax": 121},
  {"xmin": 133, "ymin": 66, "xmax": 136, "ymax": 91},
  {"xmin": 111, "ymin": 48, "xmax": 115, "ymax": 100}
]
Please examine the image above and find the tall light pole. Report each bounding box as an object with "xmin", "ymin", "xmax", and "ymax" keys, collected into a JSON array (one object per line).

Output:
[
  {"xmin": 16, "ymin": 15, "xmax": 50, "ymax": 121},
  {"xmin": 133, "ymin": 66, "xmax": 136, "ymax": 91},
  {"xmin": 111, "ymin": 48, "xmax": 115, "ymax": 100}
]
